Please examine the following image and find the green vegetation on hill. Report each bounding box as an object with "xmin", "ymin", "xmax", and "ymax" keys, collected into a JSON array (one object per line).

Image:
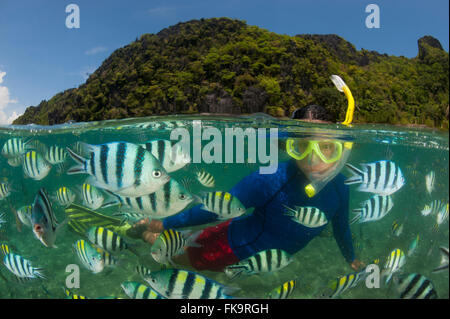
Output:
[{"xmin": 13, "ymin": 18, "xmax": 449, "ymax": 128}]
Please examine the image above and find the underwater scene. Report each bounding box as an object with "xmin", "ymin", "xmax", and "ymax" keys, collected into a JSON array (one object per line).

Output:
[{"xmin": 0, "ymin": 115, "xmax": 448, "ymax": 299}]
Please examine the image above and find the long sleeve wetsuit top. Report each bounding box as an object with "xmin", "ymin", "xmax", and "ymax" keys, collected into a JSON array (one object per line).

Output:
[{"xmin": 163, "ymin": 160, "xmax": 355, "ymax": 263}]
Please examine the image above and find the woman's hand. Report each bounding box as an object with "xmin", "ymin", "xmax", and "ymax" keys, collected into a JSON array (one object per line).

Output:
[
  {"xmin": 350, "ymin": 259, "xmax": 365, "ymax": 271},
  {"xmin": 126, "ymin": 218, "xmax": 164, "ymax": 243}
]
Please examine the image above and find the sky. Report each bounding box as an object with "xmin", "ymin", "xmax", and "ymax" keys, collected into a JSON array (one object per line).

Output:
[{"xmin": 0, "ymin": 0, "xmax": 448, "ymax": 125}]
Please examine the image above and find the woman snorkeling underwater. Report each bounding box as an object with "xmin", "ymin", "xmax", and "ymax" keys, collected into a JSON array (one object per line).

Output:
[{"xmin": 128, "ymin": 104, "xmax": 365, "ymax": 272}]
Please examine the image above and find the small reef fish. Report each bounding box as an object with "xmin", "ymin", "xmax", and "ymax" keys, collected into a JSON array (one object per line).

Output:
[
  {"xmin": 225, "ymin": 249, "xmax": 293, "ymax": 280},
  {"xmin": 86, "ymin": 226, "xmax": 134, "ymax": 254},
  {"xmin": 44, "ymin": 145, "xmax": 67, "ymax": 165},
  {"xmin": 81, "ymin": 183, "xmax": 106, "ymax": 210},
  {"xmin": 73, "ymin": 239, "xmax": 104, "ymax": 274},
  {"xmin": 391, "ymin": 221, "xmax": 404, "ymax": 237},
  {"xmin": 283, "ymin": 205, "xmax": 328, "ymax": 228},
  {"xmin": 436, "ymin": 203, "xmax": 449, "ymax": 226},
  {"xmin": 266, "ymin": 279, "xmax": 297, "ymax": 299},
  {"xmin": 320, "ymin": 270, "xmax": 367, "ymax": 299},
  {"xmin": 22, "ymin": 150, "xmax": 52, "ymax": 180},
  {"xmin": 0, "ymin": 212, "xmax": 5, "ymax": 227},
  {"xmin": 1, "ymin": 138, "xmax": 32, "ymax": 158},
  {"xmin": 142, "ymin": 139, "xmax": 190, "ymax": 173},
  {"xmin": 143, "ymin": 268, "xmax": 237, "ymax": 299},
  {"xmin": 31, "ymin": 188, "xmax": 66, "ymax": 248},
  {"xmin": 67, "ymin": 142, "xmax": 170, "ymax": 197},
  {"xmin": 3, "ymin": 252, "xmax": 45, "ymax": 279},
  {"xmin": 421, "ymin": 200, "xmax": 445, "ymax": 216},
  {"xmin": 384, "ymin": 248, "xmax": 406, "ymax": 284},
  {"xmin": 151, "ymin": 229, "xmax": 201, "ymax": 265},
  {"xmin": 121, "ymin": 281, "xmax": 165, "ymax": 299},
  {"xmin": 200, "ymin": 191, "xmax": 248, "ymax": 220},
  {"xmin": 345, "ymin": 160, "xmax": 405, "ymax": 196},
  {"xmin": 425, "ymin": 171, "xmax": 435, "ymax": 195},
  {"xmin": 107, "ymin": 179, "xmax": 194, "ymax": 219},
  {"xmin": 0, "ymin": 182, "xmax": 11, "ymax": 200},
  {"xmin": 407, "ymin": 235, "xmax": 420, "ymax": 257},
  {"xmin": 64, "ymin": 288, "xmax": 88, "ymax": 299},
  {"xmin": 16, "ymin": 205, "xmax": 33, "ymax": 227},
  {"xmin": 54, "ymin": 186, "xmax": 76, "ymax": 207},
  {"xmin": 196, "ymin": 169, "xmax": 215, "ymax": 188},
  {"xmin": 394, "ymin": 273, "xmax": 437, "ymax": 299},
  {"xmin": 432, "ymin": 247, "xmax": 448, "ymax": 273},
  {"xmin": 351, "ymin": 195, "xmax": 393, "ymax": 224}
]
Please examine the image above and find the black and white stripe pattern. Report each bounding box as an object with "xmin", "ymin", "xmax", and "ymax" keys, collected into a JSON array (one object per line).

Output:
[
  {"xmin": 55, "ymin": 186, "xmax": 75, "ymax": 207},
  {"xmin": 396, "ymin": 273, "xmax": 437, "ymax": 299},
  {"xmin": 22, "ymin": 150, "xmax": 51, "ymax": 180},
  {"xmin": 67, "ymin": 142, "xmax": 170, "ymax": 197},
  {"xmin": 17, "ymin": 205, "xmax": 33, "ymax": 227},
  {"xmin": 384, "ymin": 248, "xmax": 406, "ymax": 284},
  {"xmin": 226, "ymin": 249, "xmax": 293, "ymax": 279},
  {"xmin": 345, "ymin": 160, "xmax": 405, "ymax": 196},
  {"xmin": 284, "ymin": 206, "xmax": 328, "ymax": 228},
  {"xmin": 121, "ymin": 282, "xmax": 165, "ymax": 299},
  {"xmin": 145, "ymin": 269, "xmax": 231, "ymax": 299},
  {"xmin": 112, "ymin": 179, "xmax": 194, "ymax": 218},
  {"xmin": 421, "ymin": 200, "xmax": 445, "ymax": 216},
  {"xmin": 74, "ymin": 239, "xmax": 104, "ymax": 273},
  {"xmin": 201, "ymin": 191, "xmax": 246, "ymax": 220},
  {"xmin": 142, "ymin": 139, "xmax": 190, "ymax": 173},
  {"xmin": 0, "ymin": 182, "xmax": 11, "ymax": 199},
  {"xmin": 3, "ymin": 252, "xmax": 44, "ymax": 279},
  {"xmin": 351, "ymin": 195, "xmax": 393, "ymax": 224},
  {"xmin": 267, "ymin": 279, "xmax": 297, "ymax": 299},
  {"xmin": 44, "ymin": 146, "xmax": 67, "ymax": 164},
  {"xmin": 87, "ymin": 226, "xmax": 127, "ymax": 253},
  {"xmin": 326, "ymin": 271, "xmax": 366, "ymax": 298},
  {"xmin": 196, "ymin": 170, "xmax": 215, "ymax": 188},
  {"xmin": 81, "ymin": 183, "xmax": 104, "ymax": 210},
  {"xmin": 1, "ymin": 138, "xmax": 28, "ymax": 158},
  {"xmin": 151, "ymin": 229, "xmax": 187, "ymax": 263}
]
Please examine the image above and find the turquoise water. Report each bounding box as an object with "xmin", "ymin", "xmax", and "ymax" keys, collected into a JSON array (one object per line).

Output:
[{"xmin": 0, "ymin": 115, "xmax": 448, "ymax": 299}]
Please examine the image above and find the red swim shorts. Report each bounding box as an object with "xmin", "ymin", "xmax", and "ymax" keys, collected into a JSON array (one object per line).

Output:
[{"xmin": 187, "ymin": 220, "xmax": 240, "ymax": 272}]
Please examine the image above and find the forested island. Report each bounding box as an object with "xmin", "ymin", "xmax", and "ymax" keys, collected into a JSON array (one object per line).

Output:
[{"xmin": 13, "ymin": 18, "xmax": 449, "ymax": 128}]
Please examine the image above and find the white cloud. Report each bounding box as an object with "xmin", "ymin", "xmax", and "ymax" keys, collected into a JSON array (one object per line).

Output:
[
  {"xmin": 85, "ymin": 46, "xmax": 107, "ymax": 55},
  {"xmin": 0, "ymin": 71, "xmax": 21, "ymax": 125},
  {"xmin": 148, "ymin": 5, "xmax": 179, "ymax": 16}
]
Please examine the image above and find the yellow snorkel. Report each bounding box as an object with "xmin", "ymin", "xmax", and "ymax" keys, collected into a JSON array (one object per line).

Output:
[
  {"xmin": 286, "ymin": 75, "xmax": 355, "ymax": 197},
  {"xmin": 330, "ymin": 75, "xmax": 355, "ymax": 126}
]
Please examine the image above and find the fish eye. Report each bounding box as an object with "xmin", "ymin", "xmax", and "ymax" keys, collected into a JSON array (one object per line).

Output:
[
  {"xmin": 178, "ymin": 194, "xmax": 186, "ymax": 200},
  {"xmin": 152, "ymin": 170, "xmax": 162, "ymax": 178}
]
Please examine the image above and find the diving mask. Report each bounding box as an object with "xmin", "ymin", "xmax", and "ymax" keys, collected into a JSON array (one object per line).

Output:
[{"xmin": 286, "ymin": 139, "xmax": 343, "ymax": 164}]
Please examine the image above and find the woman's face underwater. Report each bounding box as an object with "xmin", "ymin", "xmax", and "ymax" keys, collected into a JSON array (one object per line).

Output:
[{"xmin": 295, "ymin": 139, "xmax": 339, "ymax": 178}]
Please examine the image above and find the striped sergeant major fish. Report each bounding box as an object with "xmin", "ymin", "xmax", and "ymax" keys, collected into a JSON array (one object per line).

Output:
[
  {"xmin": 95, "ymin": 246, "xmax": 118, "ymax": 267},
  {"xmin": 224, "ymin": 249, "xmax": 293, "ymax": 280},
  {"xmin": 107, "ymin": 179, "xmax": 195, "ymax": 219},
  {"xmin": 350, "ymin": 195, "xmax": 394, "ymax": 224},
  {"xmin": 3, "ymin": 252, "xmax": 45, "ymax": 279},
  {"xmin": 151, "ymin": 229, "xmax": 201, "ymax": 265},
  {"xmin": 0, "ymin": 182, "xmax": 11, "ymax": 200},
  {"xmin": 200, "ymin": 191, "xmax": 248, "ymax": 220},
  {"xmin": 74, "ymin": 239, "xmax": 104, "ymax": 273},
  {"xmin": 425, "ymin": 171, "xmax": 435, "ymax": 195},
  {"xmin": 391, "ymin": 221, "xmax": 404, "ymax": 237},
  {"xmin": 80, "ymin": 183, "xmax": 107, "ymax": 210},
  {"xmin": 142, "ymin": 139, "xmax": 190, "ymax": 173},
  {"xmin": 44, "ymin": 145, "xmax": 67, "ymax": 165},
  {"xmin": 1, "ymin": 243, "xmax": 11, "ymax": 256},
  {"xmin": 54, "ymin": 186, "xmax": 76, "ymax": 207},
  {"xmin": 22, "ymin": 150, "xmax": 52, "ymax": 180},
  {"xmin": 64, "ymin": 288, "xmax": 88, "ymax": 299},
  {"xmin": 345, "ymin": 160, "xmax": 405, "ymax": 196},
  {"xmin": 421, "ymin": 200, "xmax": 445, "ymax": 216},
  {"xmin": 1, "ymin": 138, "xmax": 33, "ymax": 158},
  {"xmin": 432, "ymin": 247, "xmax": 448, "ymax": 273},
  {"xmin": 143, "ymin": 268, "xmax": 238, "ymax": 299},
  {"xmin": 394, "ymin": 273, "xmax": 437, "ymax": 299},
  {"xmin": 196, "ymin": 169, "xmax": 215, "ymax": 188},
  {"xmin": 320, "ymin": 270, "xmax": 367, "ymax": 298},
  {"xmin": 121, "ymin": 281, "xmax": 165, "ymax": 299},
  {"xmin": 86, "ymin": 226, "xmax": 136, "ymax": 255},
  {"xmin": 66, "ymin": 142, "xmax": 170, "ymax": 198},
  {"xmin": 436, "ymin": 203, "xmax": 449, "ymax": 226},
  {"xmin": 283, "ymin": 205, "xmax": 328, "ymax": 228},
  {"xmin": 16, "ymin": 205, "xmax": 33, "ymax": 227},
  {"xmin": 135, "ymin": 265, "xmax": 152, "ymax": 278},
  {"xmin": 31, "ymin": 188, "xmax": 67, "ymax": 248},
  {"xmin": 384, "ymin": 248, "xmax": 406, "ymax": 284},
  {"xmin": 0, "ymin": 212, "xmax": 5, "ymax": 227},
  {"xmin": 266, "ymin": 279, "xmax": 298, "ymax": 299}
]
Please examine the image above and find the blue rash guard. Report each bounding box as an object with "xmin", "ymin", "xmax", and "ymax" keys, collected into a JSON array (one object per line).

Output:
[{"xmin": 163, "ymin": 159, "xmax": 355, "ymax": 263}]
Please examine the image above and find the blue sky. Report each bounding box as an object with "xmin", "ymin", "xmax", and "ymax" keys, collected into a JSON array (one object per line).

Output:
[{"xmin": 0, "ymin": 0, "xmax": 448, "ymax": 124}]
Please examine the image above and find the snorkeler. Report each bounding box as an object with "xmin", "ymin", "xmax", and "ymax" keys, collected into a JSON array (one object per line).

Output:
[{"xmin": 128, "ymin": 105, "xmax": 365, "ymax": 272}]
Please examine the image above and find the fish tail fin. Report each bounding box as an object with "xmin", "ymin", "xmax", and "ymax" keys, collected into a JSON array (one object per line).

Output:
[
  {"xmin": 34, "ymin": 269, "xmax": 46, "ymax": 280},
  {"xmin": 344, "ymin": 164, "xmax": 364, "ymax": 185},
  {"xmin": 66, "ymin": 147, "xmax": 87, "ymax": 174},
  {"xmin": 350, "ymin": 210, "xmax": 362, "ymax": 225}
]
